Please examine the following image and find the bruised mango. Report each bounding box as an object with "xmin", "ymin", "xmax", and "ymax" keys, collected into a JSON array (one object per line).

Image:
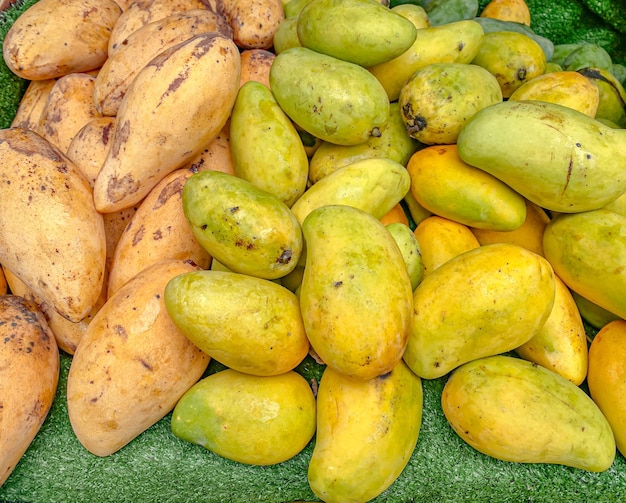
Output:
[
  {"xmin": 404, "ymin": 243, "xmax": 555, "ymax": 379},
  {"xmin": 172, "ymin": 369, "xmax": 316, "ymax": 465},
  {"xmin": 442, "ymin": 355, "xmax": 616, "ymax": 472},
  {"xmin": 182, "ymin": 170, "xmax": 302, "ymax": 280},
  {"xmin": 300, "ymin": 205, "xmax": 413, "ymax": 380},
  {"xmin": 308, "ymin": 361, "xmax": 422, "ymax": 503},
  {"xmin": 270, "ymin": 47, "xmax": 389, "ymax": 146},
  {"xmin": 297, "ymin": 0, "xmax": 417, "ymax": 67}
]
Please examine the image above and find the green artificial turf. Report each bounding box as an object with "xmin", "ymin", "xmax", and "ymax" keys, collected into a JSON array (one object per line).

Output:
[{"xmin": 2, "ymin": 0, "xmax": 626, "ymax": 502}]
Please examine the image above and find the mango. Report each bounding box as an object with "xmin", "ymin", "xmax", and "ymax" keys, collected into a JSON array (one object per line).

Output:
[
  {"xmin": 442, "ymin": 355, "xmax": 616, "ymax": 472},
  {"xmin": 230, "ymin": 80, "xmax": 308, "ymax": 208},
  {"xmin": 182, "ymin": 170, "xmax": 302, "ymax": 280},
  {"xmin": 399, "ymin": 62, "xmax": 502, "ymax": 145},
  {"xmin": 404, "ymin": 243, "xmax": 555, "ymax": 379},
  {"xmin": 479, "ymin": 0, "xmax": 530, "ymax": 25},
  {"xmin": 543, "ymin": 209, "xmax": 626, "ymax": 320},
  {"xmin": 571, "ymin": 290, "xmax": 622, "ymax": 330},
  {"xmin": 297, "ymin": 0, "xmax": 417, "ymax": 67},
  {"xmin": 272, "ymin": 17, "xmax": 300, "ymax": 54},
  {"xmin": 164, "ymin": 270, "xmax": 309, "ymax": 376},
  {"xmin": 308, "ymin": 361, "xmax": 422, "ymax": 503},
  {"xmin": 457, "ymin": 100, "xmax": 626, "ymax": 213},
  {"xmin": 406, "ymin": 144, "xmax": 526, "ymax": 230},
  {"xmin": 386, "ymin": 222, "xmax": 424, "ymax": 290},
  {"xmin": 578, "ymin": 67, "xmax": 626, "ymax": 128},
  {"xmin": 172, "ymin": 369, "xmax": 316, "ymax": 465},
  {"xmin": 270, "ymin": 47, "xmax": 389, "ymax": 146},
  {"xmin": 300, "ymin": 205, "xmax": 413, "ymax": 380},
  {"xmin": 369, "ymin": 19, "xmax": 484, "ymax": 101}
]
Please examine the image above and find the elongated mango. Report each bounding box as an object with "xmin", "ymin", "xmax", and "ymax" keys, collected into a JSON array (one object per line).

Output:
[{"xmin": 442, "ymin": 355, "xmax": 616, "ymax": 472}]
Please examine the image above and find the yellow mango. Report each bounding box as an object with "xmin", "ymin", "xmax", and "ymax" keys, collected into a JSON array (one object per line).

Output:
[
  {"xmin": 386, "ymin": 222, "xmax": 424, "ymax": 291},
  {"xmin": 515, "ymin": 275, "xmax": 588, "ymax": 385},
  {"xmin": 380, "ymin": 203, "xmax": 409, "ymax": 226},
  {"xmin": 407, "ymin": 144, "xmax": 526, "ymax": 230},
  {"xmin": 588, "ymin": 320, "xmax": 626, "ymax": 457},
  {"xmin": 413, "ymin": 215, "xmax": 480, "ymax": 277},
  {"xmin": 300, "ymin": 205, "xmax": 413, "ymax": 380},
  {"xmin": 479, "ymin": 0, "xmax": 531, "ymax": 25},
  {"xmin": 442, "ymin": 355, "xmax": 616, "ymax": 472},
  {"xmin": 308, "ymin": 361, "xmax": 422, "ymax": 503},
  {"xmin": 404, "ymin": 243, "xmax": 555, "ymax": 379}
]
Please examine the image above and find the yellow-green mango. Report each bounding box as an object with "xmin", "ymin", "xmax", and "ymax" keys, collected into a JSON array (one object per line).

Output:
[
  {"xmin": 308, "ymin": 361, "xmax": 423, "ymax": 503},
  {"xmin": 273, "ymin": 17, "xmax": 301, "ymax": 54},
  {"xmin": 230, "ymin": 81, "xmax": 308, "ymax": 208},
  {"xmin": 369, "ymin": 19, "xmax": 484, "ymax": 101},
  {"xmin": 291, "ymin": 157, "xmax": 411, "ymax": 224},
  {"xmin": 164, "ymin": 270, "xmax": 309, "ymax": 376},
  {"xmin": 578, "ymin": 67, "xmax": 626, "ymax": 128},
  {"xmin": 386, "ymin": 222, "xmax": 424, "ymax": 290},
  {"xmin": 296, "ymin": 0, "xmax": 417, "ymax": 67},
  {"xmin": 406, "ymin": 144, "xmax": 526, "ymax": 230},
  {"xmin": 182, "ymin": 170, "xmax": 302, "ymax": 279},
  {"xmin": 171, "ymin": 369, "xmax": 316, "ymax": 465},
  {"xmin": 404, "ymin": 242, "xmax": 555, "ymax": 379},
  {"xmin": 457, "ymin": 100, "xmax": 626, "ymax": 213},
  {"xmin": 270, "ymin": 47, "xmax": 390, "ymax": 146},
  {"xmin": 441, "ymin": 355, "xmax": 616, "ymax": 472},
  {"xmin": 399, "ymin": 62, "xmax": 502, "ymax": 145},
  {"xmin": 300, "ymin": 205, "xmax": 413, "ymax": 380},
  {"xmin": 391, "ymin": 4, "xmax": 429, "ymax": 30},
  {"xmin": 284, "ymin": 0, "xmax": 312, "ymax": 17},
  {"xmin": 571, "ymin": 290, "xmax": 622, "ymax": 330},
  {"xmin": 543, "ymin": 209, "xmax": 626, "ymax": 320},
  {"xmin": 308, "ymin": 102, "xmax": 422, "ymax": 184}
]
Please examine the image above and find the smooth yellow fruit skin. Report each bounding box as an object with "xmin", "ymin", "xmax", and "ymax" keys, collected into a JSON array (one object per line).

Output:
[
  {"xmin": 300, "ymin": 205, "xmax": 413, "ymax": 380},
  {"xmin": 386, "ymin": 222, "xmax": 424, "ymax": 291},
  {"xmin": 407, "ymin": 144, "xmax": 526, "ymax": 230},
  {"xmin": 588, "ymin": 320, "xmax": 626, "ymax": 457},
  {"xmin": 442, "ymin": 355, "xmax": 616, "ymax": 472},
  {"xmin": 413, "ymin": 215, "xmax": 480, "ymax": 277},
  {"xmin": 480, "ymin": 0, "xmax": 531, "ymax": 25},
  {"xmin": 308, "ymin": 361, "xmax": 423, "ymax": 503},
  {"xmin": 404, "ymin": 243, "xmax": 555, "ymax": 379},
  {"xmin": 172, "ymin": 369, "xmax": 316, "ymax": 465},
  {"xmin": 515, "ymin": 275, "xmax": 588, "ymax": 385}
]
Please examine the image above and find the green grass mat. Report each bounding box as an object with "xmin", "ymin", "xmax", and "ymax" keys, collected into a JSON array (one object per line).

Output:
[{"xmin": 2, "ymin": 0, "xmax": 626, "ymax": 501}]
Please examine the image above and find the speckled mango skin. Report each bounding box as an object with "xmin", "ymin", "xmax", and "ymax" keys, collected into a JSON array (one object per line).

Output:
[
  {"xmin": 182, "ymin": 170, "xmax": 303, "ymax": 280},
  {"xmin": 442, "ymin": 355, "xmax": 616, "ymax": 472},
  {"xmin": 308, "ymin": 361, "xmax": 423, "ymax": 503},
  {"xmin": 300, "ymin": 205, "xmax": 413, "ymax": 380},
  {"xmin": 404, "ymin": 242, "xmax": 555, "ymax": 379},
  {"xmin": 171, "ymin": 369, "xmax": 316, "ymax": 465}
]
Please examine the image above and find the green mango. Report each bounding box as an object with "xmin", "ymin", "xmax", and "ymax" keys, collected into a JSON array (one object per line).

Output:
[
  {"xmin": 543, "ymin": 209, "xmax": 626, "ymax": 321},
  {"xmin": 457, "ymin": 100, "xmax": 626, "ymax": 213},
  {"xmin": 308, "ymin": 361, "xmax": 423, "ymax": 503},
  {"xmin": 300, "ymin": 205, "xmax": 413, "ymax": 380},
  {"xmin": 283, "ymin": 0, "xmax": 313, "ymax": 17},
  {"xmin": 442, "ymin": 355, "xmax": 616, "ymax": 472},
  {"xmin": 612, "ymin": 63, "xmax": 626, "ymax": 85},
  {"xmin": 270, "ymin": 47, "xmax": 390, "ymax": 146},
  {"xmin": 290, "ymin": 157, "xmax": 411, "ymax": 224},
  {"xmin": 308, "ymin": 102, "xmax": 422, "ymax": 184},
  {"xmin": 414, "ymin": 0, "xmax": 478, "ymax": 25},
  {"xmin": 385, "ymin": 221, "xmax": 424, "ymax": 290},
  {"xmin": 570, "ymin": 290, "xmax": 621, "ymax": 331},
  {"xmin": 182, "ymin": 170, "xmax": 302, "ymax": 279},
  {"xmin": 562, "ymin": 43, "xmax": 613, "ymax": 72},
  {"xmin": 164, "ymin": 270, "xmax": 309, "ymax": 376},
  {"xmin": 550, "ymin": 43, "xmax": 586, "ymax": 67},
  {"xmin": 296, "ymin": 0, "xmax": 417, "ymax": 67},
  {"xmin": 172, "ymin": 369, "xmax": 316, "ymax": 465},
  {"xmin": 230, "ymin": 81, "xmax": 308, "ymax": 208},
  {"xmin": 272, "ymin": 17, "xmax": 301, "ymax": 54}
]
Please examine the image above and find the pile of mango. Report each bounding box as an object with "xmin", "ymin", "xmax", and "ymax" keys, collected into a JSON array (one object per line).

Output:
[{"xmin": 2, "ymin": 0, "xmax": 626, "ymax": 500}]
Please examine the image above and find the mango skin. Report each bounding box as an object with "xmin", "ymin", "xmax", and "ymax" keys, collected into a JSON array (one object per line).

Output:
[
  {"xmin": 543, "ymin": 209, "xmax": 626, "ymax": 320},
  {"xmin": 270, "ymin": 47, "xmax": 389, "ymax": 146},
  {"xmin": 297, "ymin": 0, "xmax": 417, "ymax": 67},
  {"xmin": 442, "ymin": 355, "xmax": 616, "ymax": 472},
  {"xmin": 404, "ymin": 243, "xmax": 555, "ymax": 379},
  {"xmin": 386, "ymin": 222, "xmax": 424, "ymax": 291},
  {"xmin": 308, "ymin": 361, "xmax": 423, "ymax": 503},
  {"xmin": 300, "ymin": 205, "xmax": 413, "ymax": 380},
  {"xmin": 182, "ymin": 170, "xmax": 302, "ymax": 280},
  {"xmin": 164, "ymin": 270, "xmax": 309, "ymax": 376},
  {"xmin": 457, "ymin": 100, "xmax": 626, "ymax": 213},
  {"xmin": 172, "ymin": 369, "xmax": 316, "ymax": 465}
]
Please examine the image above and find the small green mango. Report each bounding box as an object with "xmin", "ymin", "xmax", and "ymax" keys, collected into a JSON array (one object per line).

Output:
[
  {"xmin": 386, "ymin": 221, "xmax": 424, "ymax": 290},
  {"xmin": 164, "ymin": 270, "xmax": 309, "ymax": 376},
  {"xmin": 442, "ymin": 355, "xmax": 616, "ymax": 472},
  {"xmin": 457, "ymin": 100, "xmax": 626, "ymax": 212},
  {"xmin": 270, "ymin": 47, "xmax": 390, "ymax": 146},
  {"xmin": 273, "ymin": 17, "xmax": 301, "ymax": 54},
  {"xmin": 230, "ymin": 81, "xmax": 308, "ymax": 208},
  {"xmin": 297, "ymin": 0, "xmax": 417, "ymax": 67},
  {"xmin": 182, "ymin": 170, "xmax": 302, "ymax": 279},
  {"xmin": 562, "ymin": 43, "xmax": 613, "ymax": 72},
  {"xmin": 172, "ymin": 369, "xmax": 316, "ymax": 465}
]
